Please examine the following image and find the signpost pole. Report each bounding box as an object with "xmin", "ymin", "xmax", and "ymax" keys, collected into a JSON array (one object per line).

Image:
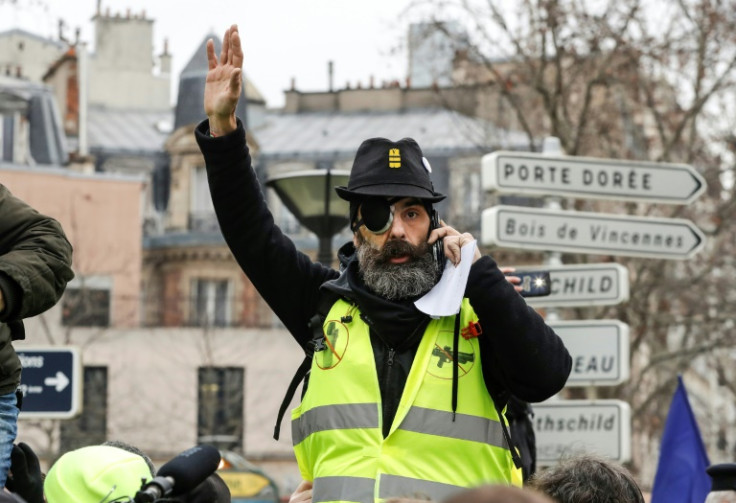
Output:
[{"xmin": 541, "ymin": 137, "xmax": 564, "ymax": 324}]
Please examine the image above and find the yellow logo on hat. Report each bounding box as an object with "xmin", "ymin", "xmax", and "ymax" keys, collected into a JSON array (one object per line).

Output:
[{"xmin": 389, "ymin": 148, "xmax": 401, "ymax": 168}]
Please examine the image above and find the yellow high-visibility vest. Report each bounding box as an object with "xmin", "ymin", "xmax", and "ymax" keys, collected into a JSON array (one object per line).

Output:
[{"xmin": 291, "ymin": 298, "xmax": 516, "ymax": 503}]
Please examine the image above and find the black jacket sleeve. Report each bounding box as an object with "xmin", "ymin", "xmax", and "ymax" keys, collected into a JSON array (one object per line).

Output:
[
  {"xmin": 194, "ymin": 119, "xmax": 339, "ymax": 346},
  {"xmin": 466, "ymin": 255, "xmax": 571, "ymax": 402}
]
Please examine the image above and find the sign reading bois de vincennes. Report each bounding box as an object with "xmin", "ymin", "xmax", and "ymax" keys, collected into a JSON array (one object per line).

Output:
[
  {"xmin": 534, "ymin": 400, "xmax": 631, "ymax": 464},
  {"xmin": 482, "ymin": 205, "xmax": 705, "ymax": 259},
  {"xmin": 482, "ymin": 151, "xmax": 706, "ymax": 204}
]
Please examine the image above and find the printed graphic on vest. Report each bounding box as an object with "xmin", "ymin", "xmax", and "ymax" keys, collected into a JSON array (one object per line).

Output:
[
  {"xmin": 315, "ymin": 320, "xmax": 349, "ymax": 370},
  {"xmin": 427, "ymin": 329, "xmax": 476, "ymax": 380}
]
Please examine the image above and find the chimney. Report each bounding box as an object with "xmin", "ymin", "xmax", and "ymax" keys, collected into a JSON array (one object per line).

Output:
[
  {"xmin": 290, "ymin": 77, "xmax": 296, "ymax": 91},
  {"xmin": 328, "ymin": 60, "xmax": 334, "ymax": 92},
  {"xmin": 159, "ymin": 38, "xmax": 172, "ymax": 74}
]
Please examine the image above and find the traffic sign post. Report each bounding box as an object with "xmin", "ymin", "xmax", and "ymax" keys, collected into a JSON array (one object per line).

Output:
[
  {"xmin": 534, "ymin": 399, "xmax": 631, "ymax": 464},
  {"xmin": 16, "ymin": 347, "xmax": 81, "ymax": 419},
  {"xmin": 482, "ymin": 151, "xmax": 706, "ymax": 203},
  {"xmin": 482, "ymin": 205, "xmax": 705, "ymax": 259},
  {"xmin": 518, "ymin": 263, "xmax": 629, "ymax": 307},
  {"xmin": 548, "ymin": 320, "xmax": 630, "ymax": 386}
]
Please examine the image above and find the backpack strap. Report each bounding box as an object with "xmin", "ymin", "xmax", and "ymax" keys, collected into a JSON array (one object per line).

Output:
[
  {"xmin": 477, "ymin": 334, "xmax": 524, "ymax": 471},
  {"xmin": 493, "ymin": 394, "xmax": 523, "ymax": 470},
  {"xmin": 273, "ymin": 292, "xmax": 339, "ymax": 441}
]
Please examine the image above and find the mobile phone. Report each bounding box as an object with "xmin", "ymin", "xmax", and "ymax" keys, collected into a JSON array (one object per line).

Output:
[
  {"xmin": 430, "ymin": 210, "xmax": 445, "ymax": 275},
  {"xmin": 507, "ymin": 270, "xmax": 551, "ymax": 297}
]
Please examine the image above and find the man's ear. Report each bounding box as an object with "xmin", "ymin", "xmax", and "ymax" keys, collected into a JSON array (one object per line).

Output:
[{"xmin": 353, "ymin": 233, "xmax": 360, "ymax": 247}]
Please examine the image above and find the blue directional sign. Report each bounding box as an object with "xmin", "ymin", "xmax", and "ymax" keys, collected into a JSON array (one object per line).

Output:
[{"xmin": 16, "ymin": 347, "xmax": 81, "ymax": 418}]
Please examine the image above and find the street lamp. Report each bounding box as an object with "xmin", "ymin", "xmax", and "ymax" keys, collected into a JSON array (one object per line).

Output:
[{"xmin": 265, "ymin": 168, "xmax": 351, "ymax": 265}]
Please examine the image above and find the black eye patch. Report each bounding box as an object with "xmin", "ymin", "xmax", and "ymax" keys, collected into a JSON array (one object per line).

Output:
[{"xmin": 357, "ymin": 198, "xmax": 393, "ymax": 234}]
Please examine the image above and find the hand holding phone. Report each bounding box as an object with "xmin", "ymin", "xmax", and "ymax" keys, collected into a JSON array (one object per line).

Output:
[
  {"xmin": 504, "ymin": 270, "xmax": 552, "ymax": 297},
  {"xmin": 430, "ymin": 210, "xmax": 445, "ymax": 276}
]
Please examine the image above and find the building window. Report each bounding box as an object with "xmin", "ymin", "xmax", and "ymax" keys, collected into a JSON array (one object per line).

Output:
[
  {"xmin": 198, "ymin": 367, "xmax": 244, "ymax": 451},
  {"xmin": 60, "ymin": 366, "xmax": 107, "ymax": 452},
  {"xmin": 190, "ymin": 279, "xmax": 231, "ymax": 327},
  {"xmin": 61, "ymin": 276, "xmax": 112, "ymax": 327},
  {"xmin": 189, "ymin": 165, "xmax": 219, "ymax": 232}
]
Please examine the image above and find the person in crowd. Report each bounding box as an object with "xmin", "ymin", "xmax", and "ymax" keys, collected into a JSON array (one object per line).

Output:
[
  {"xmin": 705, "ymin": 463, "xmax": 736, "ymax": 503},
  {"xmin": 526, "ymin": 453, "xmax": 645, "ymax": 503},
  {"xmin": 0, "ymin": 184, "xmax": 74, "ymax": 486},
  {"xmin": 0, "ymin": 490, "xmax": 25, "ymax": 503},
  {"xmin": 170, "ymin": 473, "xmax": 231, "ymax": 503},
  {"xmin": 43, "ymin": 445, "xmax": 152, "ymax": 503},
  {"xmin": 443, "ymin": 484, "xmax": 554, "ymax": 503},
  {"xmin": 5, "ymin": 443, "xmax": 42, "ymax": 503},
  {"xmin": 197, "ymin": 23, "xmax": 570, "ymax": 502},
  {"xmin": 102, "ymin": 440, "xmax": 156, "ymax": 478}
]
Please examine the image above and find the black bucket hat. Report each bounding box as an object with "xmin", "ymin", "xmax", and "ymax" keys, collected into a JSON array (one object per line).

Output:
[{"xmin": 335, "ymin": 137, "xmax": 446, "ymax": 203}]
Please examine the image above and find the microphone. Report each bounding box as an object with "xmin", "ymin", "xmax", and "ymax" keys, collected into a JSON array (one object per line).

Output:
[{"xmin": 134, "ymin": 445, "xmax": 221, "ymax": 502}]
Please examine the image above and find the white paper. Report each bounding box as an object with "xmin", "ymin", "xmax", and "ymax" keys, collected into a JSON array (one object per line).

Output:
[{"xmin": 414, "ymin": 240, "xmax": 476, "ymax": 318}]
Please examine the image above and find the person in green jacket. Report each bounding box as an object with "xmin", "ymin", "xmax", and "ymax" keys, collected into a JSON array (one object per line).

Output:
[{"xmin": 0, "ymin": 184, "xmax": 74, "ymax": 486}]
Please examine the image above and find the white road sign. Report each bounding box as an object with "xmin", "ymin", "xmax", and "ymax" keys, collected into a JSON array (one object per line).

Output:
[
  {"xmin": 548, "ymin": 320, "xmax": 630, "ymax": 386},
  {"xmin": 482, "ymin": 151, "xmax": 706, "ymax": 204},
  {"xmin": 518, "ymin": 263, "xmax": 629, "ymax": 307},
  {"xmin": 534, "ymin": 399, "xmax": 631, "ymax": 464},
  {"xmin": 482, "ymin": 205, "xmax": 705, "ymax": 259}
]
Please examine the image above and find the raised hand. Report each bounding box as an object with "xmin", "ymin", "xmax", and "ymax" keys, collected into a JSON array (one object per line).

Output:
[{"xmin": 204, "ymin": 24, "xmax": 243, "ymax": 136}]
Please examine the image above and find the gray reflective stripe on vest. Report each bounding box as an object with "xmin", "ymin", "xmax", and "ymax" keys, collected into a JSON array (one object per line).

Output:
[
  {"xmin": 378, "ymin": 474, "xmax": 466, "ymax": 501},
  {"xmin": 400, "ymin": 406, "xmax": 508, "ymax": 449},
  {"xmin": 293, "ymin": 404, "xmax": 507, "ymax": 448},
  {"xmin": 292, "ymin": 403, "xmax": 379, "ymax": 445},
  {"xmin": 313, "ymin": 476, "xmax": 375, "ymax": 503}
]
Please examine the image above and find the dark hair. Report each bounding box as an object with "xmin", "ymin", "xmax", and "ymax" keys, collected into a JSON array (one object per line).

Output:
[
  {"xmin": 527, "ymin": 454, "xmax": 645, "ymax": 503},
  {"xmin": 442, "ymin": 484, "xmax": 554, "ymax": 503}
]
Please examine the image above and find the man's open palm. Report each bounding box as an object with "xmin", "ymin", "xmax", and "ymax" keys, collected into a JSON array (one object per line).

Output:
[{"xmin": 204, "ymin": 24, "xmax": 243, "ymax": 135}]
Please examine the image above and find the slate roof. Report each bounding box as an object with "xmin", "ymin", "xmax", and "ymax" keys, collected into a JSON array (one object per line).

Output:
[
  {"xmin": 86, "ymin": 105, "xmax": 173, "ymax": 155},
  {"xmin": 253, "ymin": 108, "xmax": 528, "ymax": 161}
]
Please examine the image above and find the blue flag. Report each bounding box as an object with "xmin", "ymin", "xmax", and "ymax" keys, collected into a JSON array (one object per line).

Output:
[{"xmin": 651, "ymin": 375, "xmax": 711, "ymax": 503}]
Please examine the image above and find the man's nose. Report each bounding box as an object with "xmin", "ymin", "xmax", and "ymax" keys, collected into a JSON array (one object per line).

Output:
[{"xmin": 388, "ymin": 215, "xmax": 406, "ymax": 238}]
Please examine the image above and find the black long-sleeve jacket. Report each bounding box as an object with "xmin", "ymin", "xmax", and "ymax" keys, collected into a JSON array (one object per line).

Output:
[{"xmin": 195, "ymin": 119, "xmax": 571, "ymax": 436}]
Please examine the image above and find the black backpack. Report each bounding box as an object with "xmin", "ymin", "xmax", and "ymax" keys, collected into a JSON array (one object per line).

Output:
[{"xmin": 505, "ymin": 396, "xmax": 537, "ymax": 482}]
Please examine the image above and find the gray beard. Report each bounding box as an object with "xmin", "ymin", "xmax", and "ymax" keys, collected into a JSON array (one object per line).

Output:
[{"xmin": 356, "ymin": 238, "xmax": 439, "ymax": 300}]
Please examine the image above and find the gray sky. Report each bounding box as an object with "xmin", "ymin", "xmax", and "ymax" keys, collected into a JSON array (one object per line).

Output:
[{"xmin": 1, "ymin": 0, "xmax": 431, "ymax": 107}]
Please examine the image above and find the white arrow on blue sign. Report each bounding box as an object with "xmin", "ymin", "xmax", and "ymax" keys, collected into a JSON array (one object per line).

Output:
[
  {"xmin": 482, "ymin": 151, "xmax": 706, "ymax": 204},
  {"xmin": 482, "ymin": 205, "xmax": 705, "ymax": 259},
  {"xmin": 16, "ymin": 346, "xmax": 81, "ymax": 418}
]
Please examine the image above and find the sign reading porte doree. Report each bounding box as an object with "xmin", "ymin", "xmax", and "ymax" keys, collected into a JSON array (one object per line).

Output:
[
  {"xmin": 482, "ymin": 151, "xmax": 706, "ymax": 204},
  {"xmin": 534, "ymin": 399, "xmax": 631, "ymax": 464},
  {"xmin": 482, "ymin": 205, "xmax": 705, "ymax": 259}
]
